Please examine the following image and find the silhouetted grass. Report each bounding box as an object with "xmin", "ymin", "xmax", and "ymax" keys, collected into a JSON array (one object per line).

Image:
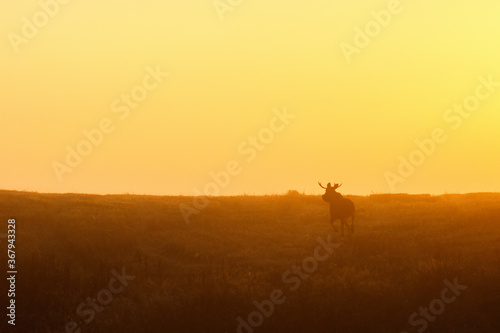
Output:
[{"xmin": 1, "ymin": 191, "xmax": 499, "ymax": 332}]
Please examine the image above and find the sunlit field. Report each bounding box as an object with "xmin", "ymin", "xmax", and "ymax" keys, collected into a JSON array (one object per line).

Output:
[{"xmin": 2, "ymin": 190, "xmax": 499, "ymax": 332}]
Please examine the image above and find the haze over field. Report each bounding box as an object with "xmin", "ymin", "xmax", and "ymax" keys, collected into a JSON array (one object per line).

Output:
[
  {"xmin": 3, "ymin": 191, "xmax": 500, "ymax": 332},
  {"xmin": 2, "ymin": 0, "xmax": 500, "ymax": 195}
]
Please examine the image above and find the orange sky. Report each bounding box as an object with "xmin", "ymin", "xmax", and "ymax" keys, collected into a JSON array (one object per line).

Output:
[{"xmin": 1, "ymin": 0, "xmax": 500, "ymax": 195}]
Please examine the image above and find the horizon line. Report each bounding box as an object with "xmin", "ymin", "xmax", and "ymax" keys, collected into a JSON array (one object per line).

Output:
[{"xmin": 1, "ymin": 188, "xmax": 499, "ymax": 198}]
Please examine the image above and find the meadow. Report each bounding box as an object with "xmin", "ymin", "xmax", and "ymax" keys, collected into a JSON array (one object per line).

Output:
[{"xmin": 1, "ymin": 190, "xmax": 500, "ymax": 332}]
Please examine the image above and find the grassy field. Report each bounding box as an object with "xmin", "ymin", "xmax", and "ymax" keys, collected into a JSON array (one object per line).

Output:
[{"xmin": 1, "ymin": 190, "xmax": 500, "ymax": 332}]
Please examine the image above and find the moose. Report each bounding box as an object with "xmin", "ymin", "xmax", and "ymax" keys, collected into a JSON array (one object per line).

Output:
[{"xmin": 319, "ymin": 182, "xmax": 355, "ymax": 238}]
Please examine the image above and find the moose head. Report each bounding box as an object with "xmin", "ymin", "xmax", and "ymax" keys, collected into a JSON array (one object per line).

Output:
[{"xmin": 318, "ymin": 181, "xmax": 344, "ymax": 204}]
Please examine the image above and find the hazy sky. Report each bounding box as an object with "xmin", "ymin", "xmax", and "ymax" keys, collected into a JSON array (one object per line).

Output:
[{"xmin": 1, "ymin": 0, "xmax": 500, "ymax": 195}]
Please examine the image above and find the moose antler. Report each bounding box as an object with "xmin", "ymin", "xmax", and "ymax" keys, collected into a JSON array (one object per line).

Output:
[
  {"xmin": 318, "ymin": 181, "xmax": 327, "ymax": 189},
  {"xmin": 333, "ymin": 183, "xmax": 342, "ymax": 190}
]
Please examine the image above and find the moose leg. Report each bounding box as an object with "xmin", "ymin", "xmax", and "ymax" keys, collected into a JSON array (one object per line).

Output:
[
  {"xmin": 330, "ymin": 217, "xmax": 339, "ymax": 232},
  {"xmin": 346, "ymin": 218, "xmax": 351, "ymax": 240},
  {"xmin": 351, "ymin": 214, "xmax": 355, "ymax": 234},
  {"xmin": 329, "ymin": 206, "xmax": 339, "ymax": 232}
]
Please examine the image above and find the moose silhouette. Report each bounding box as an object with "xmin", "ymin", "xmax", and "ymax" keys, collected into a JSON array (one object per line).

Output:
[{"xmin": 319, "ymin": 182, "xmax": 355, "ymax": 238}]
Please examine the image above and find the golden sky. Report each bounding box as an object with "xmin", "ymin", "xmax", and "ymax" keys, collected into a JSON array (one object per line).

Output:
[{"xmin": 1, "ymin": 0, "xmax": 500, "ymax": 195}]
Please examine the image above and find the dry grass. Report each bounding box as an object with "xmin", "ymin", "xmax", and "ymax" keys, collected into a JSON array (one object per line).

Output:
[{"xmin": 1, "ymin": 190, "xmax": 500, "ymax": 332}]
